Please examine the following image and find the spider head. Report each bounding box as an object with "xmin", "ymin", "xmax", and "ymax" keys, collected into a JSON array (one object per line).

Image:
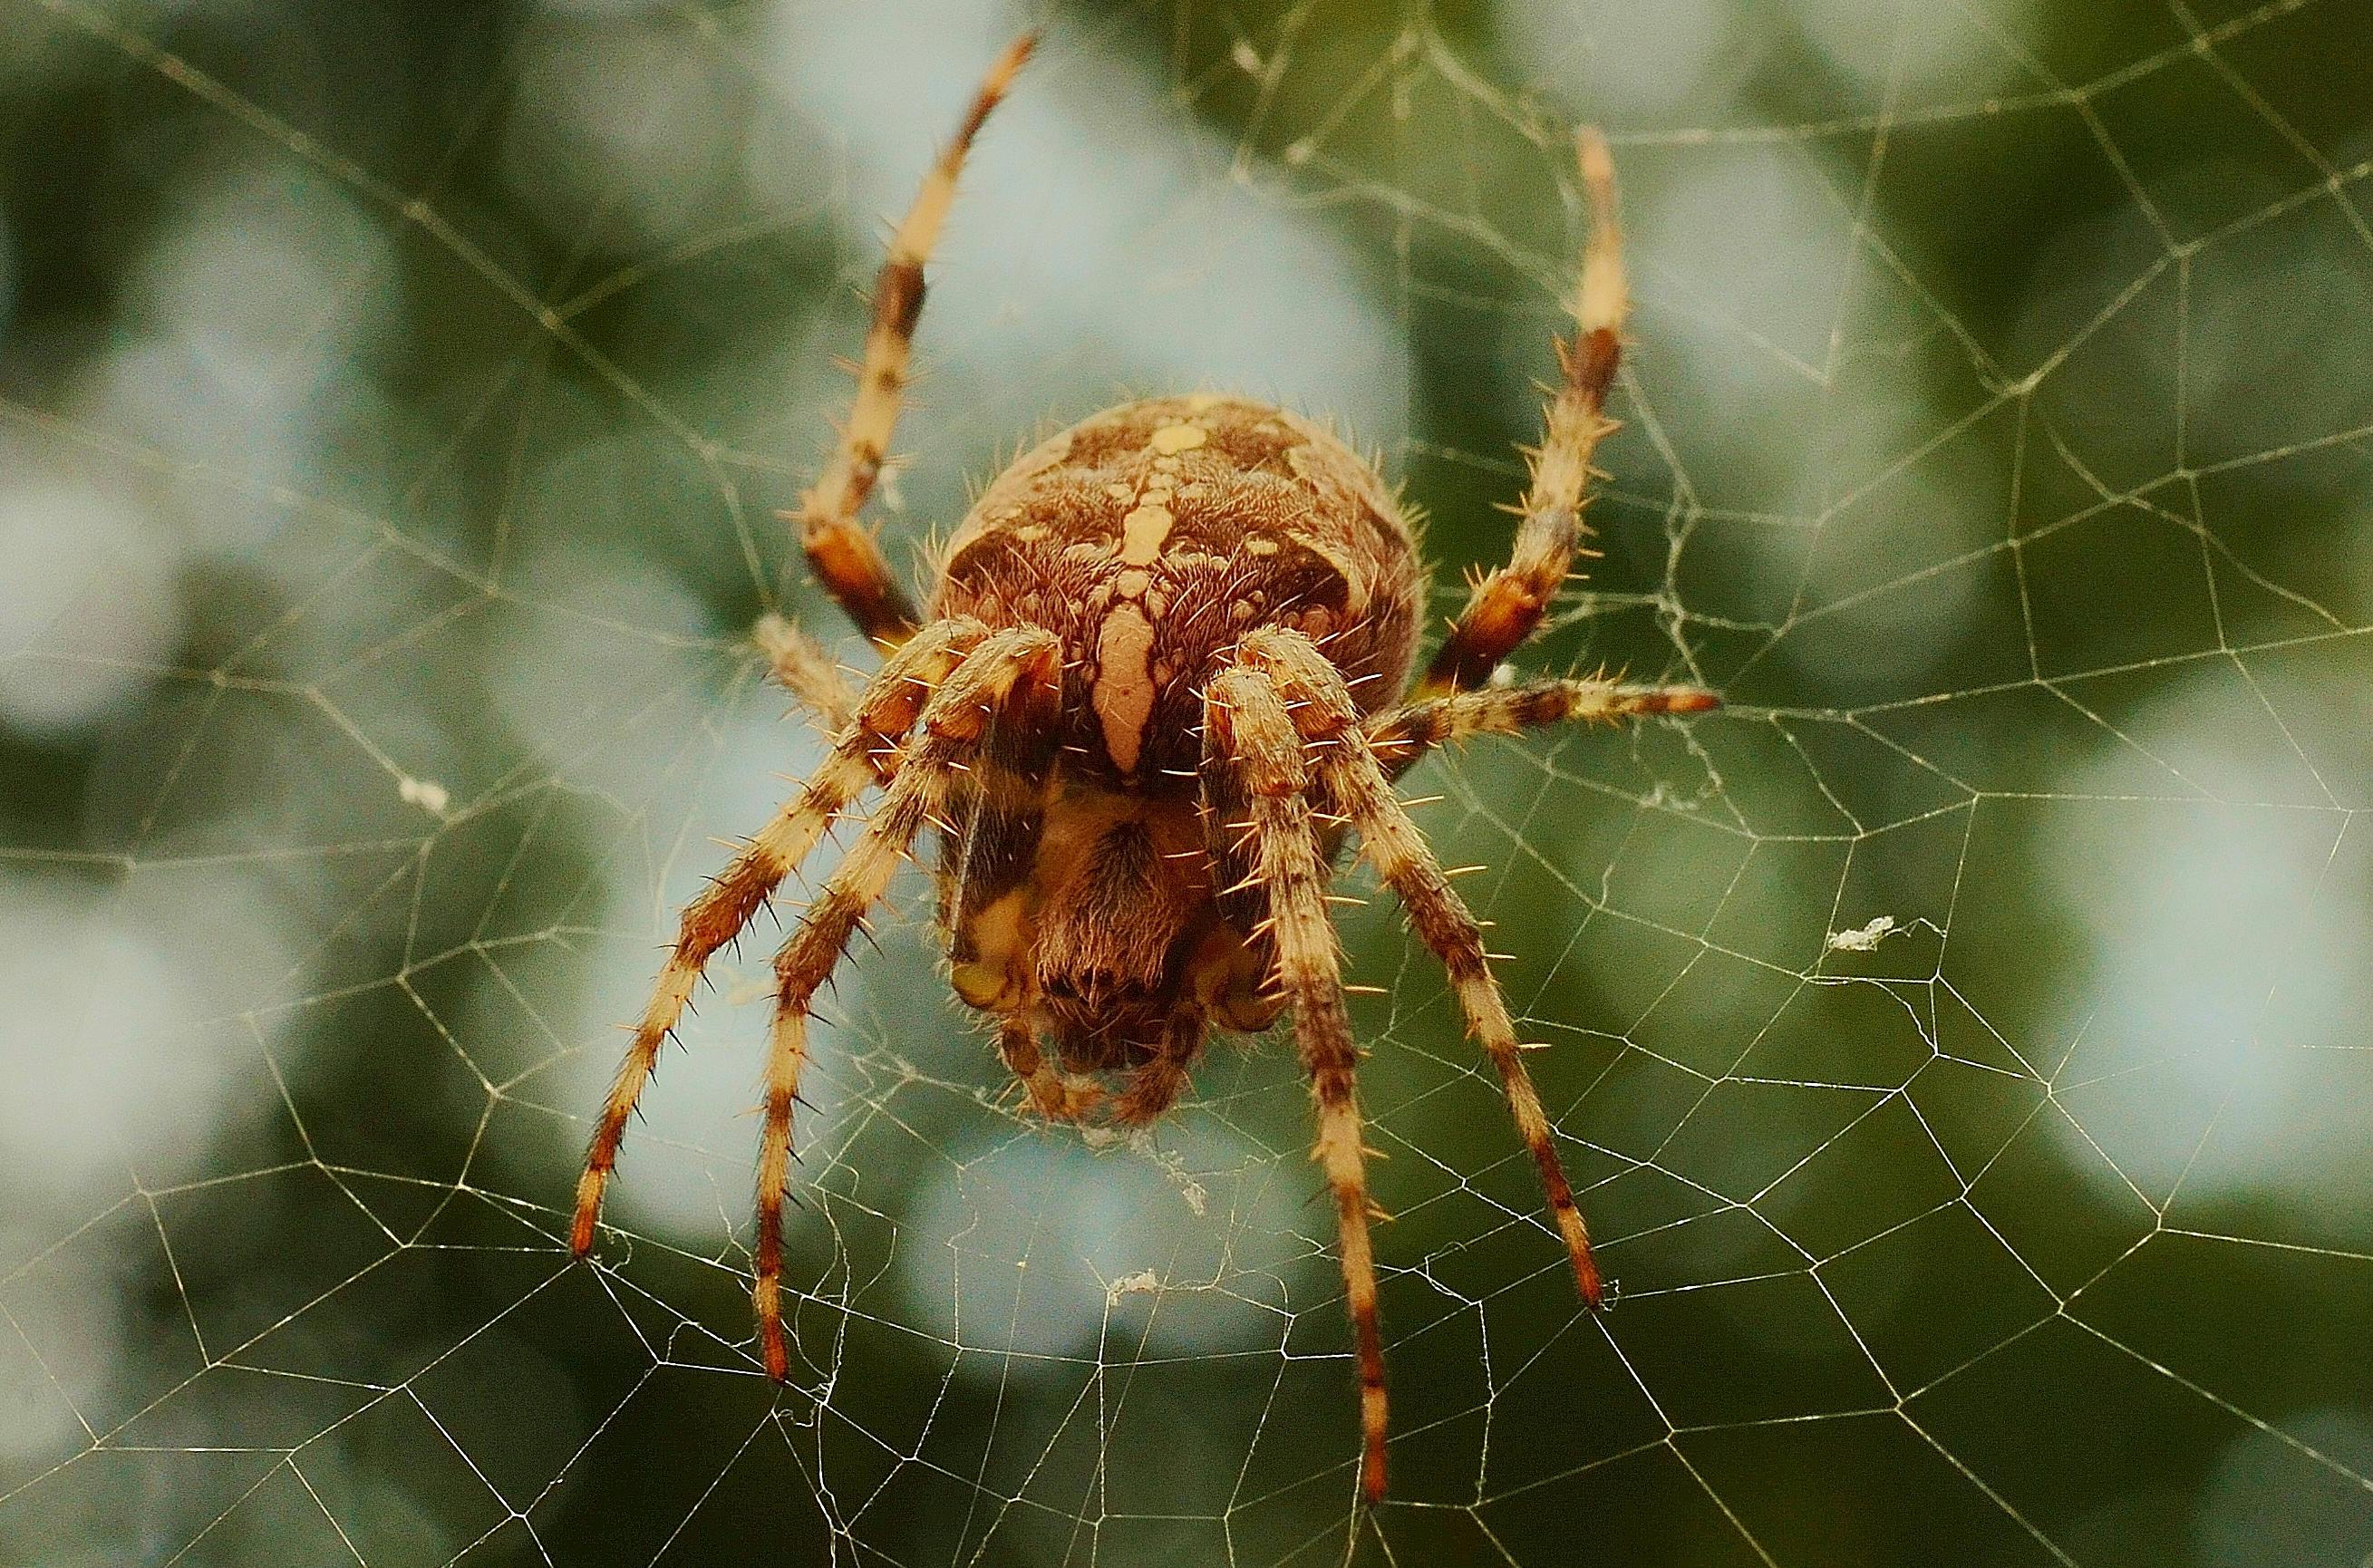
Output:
[
  {"xmin": 954, "ymin": 800, "xmax": 1282, "ymax": 1074},
  {"xmin": 1032, "ymin": 915, "xmax": 1282, "ymax": 1072},
  {"xmin": 1034, "ymin": 971, "xmax": 1175, "ymax": 1070},
  {"xmin": 1028, "ymin": 814, "xmax": 1227, "ymax": 1069}
]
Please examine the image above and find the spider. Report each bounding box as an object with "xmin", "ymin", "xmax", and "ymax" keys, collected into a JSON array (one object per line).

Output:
[{"xmin": 568, "ymin": 33, "xmax": 1716, "ymax": 1504}]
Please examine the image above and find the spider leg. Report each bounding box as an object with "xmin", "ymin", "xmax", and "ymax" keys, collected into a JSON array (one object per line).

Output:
[
  {"xmin": 1368, "ymin": 672, "xmax": 1717, "ymax": 779},
  {"xmin": 994, "ymin": 1015, "xmax": 1102, "ymax": 1121},
  {"xmin": 1420, "ymin": 129, "xmax": 1626, "ymax": 697},
  {"xmin": 754, "ymin": 613, "xmax": 862, "ymax": 733},
  {"xmin": 1205, "ymin": 659, "xmax": 1391, "ymax": 1505},
  {"xmin": 1109, "ymin": 1011, "xmax": 1206, "ymax": 1127},
  {"xmin": 789, "ymin": 32, "xmax": 1037, "ymax": 647},
  {"xmin": 940, "ymin": 612, "xmax": 1061, "ymax": 1010},
  {"xmin": 1246, "ymin": 628, "xmax": 1611, "ymax": 1309},
  {"xmin": 753, "ymin": 624, "xmax": 1061, "ymax": 1380},
  {"xmin": 942, "ymin": 667, "xmax": 1103, "ymax": 1123},
  {"xmin": 570, "ymin": 618, "xmax": 985, "ymax": 1258}
]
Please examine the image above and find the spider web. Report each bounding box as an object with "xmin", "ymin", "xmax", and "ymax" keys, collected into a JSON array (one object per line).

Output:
[{"xmin": 3, "ymin": 0, "xmax": 2371, "ymax": 1562}]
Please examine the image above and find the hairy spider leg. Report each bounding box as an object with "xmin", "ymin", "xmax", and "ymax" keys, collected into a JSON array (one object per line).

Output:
[
  {"xmin": 994, "ymin": 1014, "xmax": 1102, "ymax": 1121},
  {"xmin": 1205, "ymin": 661, "xmax": 1392, "ymax": 1505},
  {"xmin": 789, "ymin": 33, "xmax": 1038, "ymax": 647},
  {"xmin": 1368, "ymin": 672, "xmax": 1718, "ymax": 780},
  {"xmin": 753, "ymin": 626, "xmax": 1062, "ymax": 1380},
  {"xmin": 755, "ymin": 613, "xmax": 862, "ymax": 733},
  {"xmin": 939, "ymin": 642, "xmax": 1106, "ymax": 1120},
  {"xmin": 569, "ymin": 619, "xmax": 986, "ymax": 1258},
  {"xmin": 1109, "ymin": 1010, "xmax": 1208, "ymax": 1126},
  {"xmin": 1255, "ymin": 630, "xmax": 1613, "ymax": 1304},
  {"xmin": 1422, "ymin": 129, "xmax": 1632, "ymax": 696}
]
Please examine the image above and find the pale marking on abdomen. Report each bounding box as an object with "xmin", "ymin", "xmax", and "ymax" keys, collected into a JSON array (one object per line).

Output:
[
  {"xmin": 1119, "ymin": 503, "xmax": 1174, "ymax": 565},
  {"xmin": 1092, "ymin": 603, "xmax": 1158, "ymax": 774}
]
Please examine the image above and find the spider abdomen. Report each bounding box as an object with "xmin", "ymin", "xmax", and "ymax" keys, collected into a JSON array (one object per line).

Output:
[{"xmin": 931, "ymin": 393, "xmax": 1422, "ymax": 789}]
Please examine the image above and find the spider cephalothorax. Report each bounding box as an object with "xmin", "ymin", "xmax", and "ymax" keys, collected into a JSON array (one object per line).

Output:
[{"xmin": 568, "ymin": 33, "xmax": 1717, "ymax": 1504}]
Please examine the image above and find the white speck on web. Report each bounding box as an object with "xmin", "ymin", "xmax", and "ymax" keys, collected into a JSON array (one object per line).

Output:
[
  {"xmin": 1149, "ymin": 1147, "xmax": 1209, "ymax": 1215},
  {"xmin": 1107, "ymin": 1270, "xmax": 1161, "ymax": 1305},
  {"xmin": 398, "ymin": 775, "xmax": 450, "ymax": 816},
  {"xmin": 1826, "ymin": 915, "xmax": 1898, "ymax": 953}
]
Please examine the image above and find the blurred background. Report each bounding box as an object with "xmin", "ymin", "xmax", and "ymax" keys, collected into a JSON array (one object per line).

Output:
[{"xmin": 4, "ymin": 0, "xmax": 2372, "ymax": 1563}]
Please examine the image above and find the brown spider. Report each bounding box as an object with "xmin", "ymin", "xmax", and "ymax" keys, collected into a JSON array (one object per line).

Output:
[{"xmin": 568, "ymin": 33, "xmax": 1716, "ymax": 1503}]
